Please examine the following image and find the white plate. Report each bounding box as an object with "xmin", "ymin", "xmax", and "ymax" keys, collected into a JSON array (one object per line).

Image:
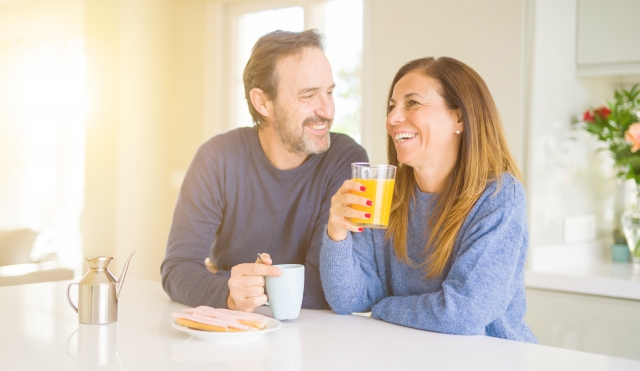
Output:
[{"xmin": 172, "ymin": 317, "xmax": 282, "ymax": 343}]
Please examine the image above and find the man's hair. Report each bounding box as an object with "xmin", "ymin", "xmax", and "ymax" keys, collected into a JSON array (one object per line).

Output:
[{"xmin": 243, "ymin": 29, "xmax": 325, "ymax": 127}]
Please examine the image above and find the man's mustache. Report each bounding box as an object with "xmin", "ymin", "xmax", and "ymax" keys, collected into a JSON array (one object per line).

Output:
[{"xmin": 302, "ymin": 115, "xmax": 332, "ymax": 127}]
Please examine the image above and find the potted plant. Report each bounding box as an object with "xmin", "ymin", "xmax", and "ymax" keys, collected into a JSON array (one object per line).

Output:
[{"xmin": 579, "ymin": 84, "xmax": 640, "ymax": 267}]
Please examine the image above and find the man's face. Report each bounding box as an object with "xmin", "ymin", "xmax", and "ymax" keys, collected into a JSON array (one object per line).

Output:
[{"xmin": 270, "ymin": 47, "xmax": 335, "ymax": 154}]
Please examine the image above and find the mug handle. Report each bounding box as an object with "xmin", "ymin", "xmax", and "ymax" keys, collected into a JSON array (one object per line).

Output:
[{"xmin": 66, "ymin": 283, "xmax": 79, "ymax": 313}]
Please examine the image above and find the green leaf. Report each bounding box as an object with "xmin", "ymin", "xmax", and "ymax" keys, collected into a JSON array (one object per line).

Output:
[
  {"xmin": 629, "ymin": 83, "xmax": 640, "ymax": 100},
  {"xmin": 586, "ymin": 123, "xmax": 603, "ymax": 135},
  {"xmin": 627, "ymin": 166, "xmax": 636, "ymax": 179}
]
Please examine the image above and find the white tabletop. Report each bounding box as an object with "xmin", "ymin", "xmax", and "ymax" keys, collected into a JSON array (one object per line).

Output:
[{"xmin": 1, "ymin": 278, "xmax": 639, "ymax": 371}]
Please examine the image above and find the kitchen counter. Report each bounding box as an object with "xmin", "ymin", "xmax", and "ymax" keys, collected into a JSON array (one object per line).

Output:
[
  {"xmin": 525, "ymin": 241, "xmax": 640, "ymax": 300},
  {"xmin": 525, "ymin": 262, "xmax": 640, "ymax": 300},
  {"xmin": 1, "ymin": 278, "xmax": 639, "ymax": 370},
  {"xmin": 526, "ymin": 262, "xmax": 640, "ymax": 300}
]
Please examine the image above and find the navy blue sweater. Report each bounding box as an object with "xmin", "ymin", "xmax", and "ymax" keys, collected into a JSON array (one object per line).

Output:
[{"xmin": 162, "ymin": 127, "xmax": 368, "ymax": 309}]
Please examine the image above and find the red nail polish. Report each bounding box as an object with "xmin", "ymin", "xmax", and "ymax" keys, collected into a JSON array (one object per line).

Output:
[
  {"xmin": 360, "ymin": 186, "xmax": 366, "ymax": 191},
  {"xmin": 364, "ymin": 213, "xmax": 371, "ymax": 218},
  {"xmin": 358, "ymin": 227, "xmax": 364, "ymax": 232},
  {"xmin": 366, "ymin": 200, "xmax": 373, "ymax": 206}
]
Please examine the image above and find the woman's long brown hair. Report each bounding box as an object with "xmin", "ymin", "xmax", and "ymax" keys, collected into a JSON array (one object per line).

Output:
[{"xmin": 385, "ymin": 57, "xmax": 522, "ymax": 278}]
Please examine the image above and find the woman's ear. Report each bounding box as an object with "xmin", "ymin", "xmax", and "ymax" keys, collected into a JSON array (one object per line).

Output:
[
  {"xmin": 249, "ymin": 88, "xmax": 272, "ymax": 121},
  {"xmin": 455, "ymin": 108, "xmax": 463, "ymax": 124},
  {"xmin": 451, "ymin": 108, "xmax": 464, "ymax": 133}
]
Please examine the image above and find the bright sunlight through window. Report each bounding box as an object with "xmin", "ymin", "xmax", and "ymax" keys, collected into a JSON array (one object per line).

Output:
[{"xmin": 0, "ymin": 35, "xmax": 86, "ymax": 271}]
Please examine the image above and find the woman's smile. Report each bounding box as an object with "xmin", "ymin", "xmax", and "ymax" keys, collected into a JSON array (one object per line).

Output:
[{"xmin": 394, "ymin": 131, "xmax": 418, "ymax": 144}]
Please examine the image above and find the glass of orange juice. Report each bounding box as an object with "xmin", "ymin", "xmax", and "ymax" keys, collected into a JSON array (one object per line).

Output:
[{"xmin": 350, "ymin": 163, "xmax": 397, "ymax": 229}]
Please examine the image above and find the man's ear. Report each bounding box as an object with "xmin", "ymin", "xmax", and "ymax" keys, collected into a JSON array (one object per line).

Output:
[{"xmin": 249, "ymin": 88, "xmax": 272, "ymax": 121}]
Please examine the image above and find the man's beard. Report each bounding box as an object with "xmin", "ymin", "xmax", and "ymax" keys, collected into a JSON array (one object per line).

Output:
[{"xmin": 272, "ymin": 109, "xmax": 332, "ymax": 155}]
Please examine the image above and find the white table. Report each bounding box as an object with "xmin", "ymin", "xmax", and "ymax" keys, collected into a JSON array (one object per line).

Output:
[{"xmin": 1, "ymin": 278, "xmax": 639, "ymax": 371}]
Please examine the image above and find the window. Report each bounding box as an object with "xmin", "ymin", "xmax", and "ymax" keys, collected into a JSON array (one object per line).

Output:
[
  {"xmin": 0, "ymin": 35, "xmax": 86, "ymax": 271},
  {"xmin": 319, "ymin": 0, "xmax": 363, "ymax": 143}
]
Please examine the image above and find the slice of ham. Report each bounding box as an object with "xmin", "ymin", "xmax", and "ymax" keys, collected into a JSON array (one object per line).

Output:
[
  {"xmin": 172, "ymin": 312, "xmax": 256, "ymax": 332},
  {"xmin": 185, "ymin": 306, "xmax": 267, "ymax": 327}
]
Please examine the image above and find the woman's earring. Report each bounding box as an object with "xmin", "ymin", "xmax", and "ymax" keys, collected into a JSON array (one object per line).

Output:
[{"xmin": 455, "ymin": 129, "xmax": 461, "ymax": 135}]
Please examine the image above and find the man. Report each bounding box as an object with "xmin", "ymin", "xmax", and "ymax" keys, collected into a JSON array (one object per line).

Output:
[{"xmin": 161, "ymin": 29, "xmax": 368, "ymax": 311}]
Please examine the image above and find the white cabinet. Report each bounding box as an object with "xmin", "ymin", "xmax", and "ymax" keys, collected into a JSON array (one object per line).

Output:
[
  {"xmin": 526, "ymin": 288, "xmax": 640, "ymax": 361},
  {"xmin": 576, "ymin": 0, "xmax": 640, "ymax": 76}
]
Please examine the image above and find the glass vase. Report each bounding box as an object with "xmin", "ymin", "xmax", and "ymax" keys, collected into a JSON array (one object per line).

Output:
[{"xmin": 621, "ymin": 201, "xmax": 640, "ymax": 270}]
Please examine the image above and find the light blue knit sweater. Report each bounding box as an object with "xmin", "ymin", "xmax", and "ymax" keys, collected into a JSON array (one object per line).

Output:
[{"xmin": 320, "ymin": 173, "xmax": 536, "ymax": 343}]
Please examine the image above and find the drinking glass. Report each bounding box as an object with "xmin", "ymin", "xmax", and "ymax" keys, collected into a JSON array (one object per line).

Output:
[{"xmin": 350, "ymin": 163, "xmax": 397, "ymax": 229}]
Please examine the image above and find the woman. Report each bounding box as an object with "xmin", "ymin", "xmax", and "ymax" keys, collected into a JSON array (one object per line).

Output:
[{"xmin": 320, "ymin": 57, "xmax": 536, "ymax": 343}]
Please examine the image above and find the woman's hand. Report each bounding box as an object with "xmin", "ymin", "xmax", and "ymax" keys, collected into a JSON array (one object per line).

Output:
[{"xmin": 327, "ymin": 180, "xmax": 372, "ymax": 241}]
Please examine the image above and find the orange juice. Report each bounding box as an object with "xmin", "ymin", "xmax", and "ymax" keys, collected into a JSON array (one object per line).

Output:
[{"xmin": 350, "ymin": 178, "xmax": 395, "ymax": 228}]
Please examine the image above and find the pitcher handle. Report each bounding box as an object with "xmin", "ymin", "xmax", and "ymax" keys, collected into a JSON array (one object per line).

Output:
[{"xmin": 67, "ymin": 283, "xmax": 79, "ymax": 313}]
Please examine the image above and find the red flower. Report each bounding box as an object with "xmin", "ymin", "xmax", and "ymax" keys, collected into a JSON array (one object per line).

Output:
[
  {"xmin": 583, "ymin": 110, "xmax": 594, "ymax": 122},
  {"xmin": 595, "ymin": 106, "xmax": 611, "ymax": 119}
]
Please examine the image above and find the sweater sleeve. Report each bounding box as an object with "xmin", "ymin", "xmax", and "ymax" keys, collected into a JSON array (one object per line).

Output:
[
  {"xmin": 160, "ymin": 143, "xmax": 230, "ymax": 308},
  {"xmin": 303, "ymin": 142, "xmax": 369, "ymax": 309},
  {"xmin": 320, "ymin": 228, "xmax": 385, "ymax": 314},
  {"xmin": 370, "ymin": 180, "xmax": 527, "ymax": 335}
]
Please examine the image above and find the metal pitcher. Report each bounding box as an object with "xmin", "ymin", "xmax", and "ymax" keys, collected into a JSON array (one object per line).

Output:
[{"xmin": 67, "ymin": 252, "xmax": 135, "ymax": 325}]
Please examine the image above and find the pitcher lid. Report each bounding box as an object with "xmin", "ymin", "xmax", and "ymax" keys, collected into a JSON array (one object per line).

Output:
[{"xmin": 85, "ymin": 256, "xmax": 113, "ymax": 269}]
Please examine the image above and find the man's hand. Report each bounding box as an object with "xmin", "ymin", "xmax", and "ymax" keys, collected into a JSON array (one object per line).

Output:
[{"xmin": 226, "ymin": 253, "xmax": 282, "ymax": 312}]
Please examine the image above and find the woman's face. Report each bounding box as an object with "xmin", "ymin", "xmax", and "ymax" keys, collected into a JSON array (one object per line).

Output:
[{"xmin": 386, "ymin": 71, "xmax": 463, "ymax": 169}]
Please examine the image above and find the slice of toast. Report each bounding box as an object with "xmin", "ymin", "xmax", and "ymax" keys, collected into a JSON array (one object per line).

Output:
[
  {"xmin": 176, "ymin": 317, "xmax": 243, "ymax": 332},
  {"xmin": 238, "ymin": 319, "xmax": 266, "ymax": 330}
]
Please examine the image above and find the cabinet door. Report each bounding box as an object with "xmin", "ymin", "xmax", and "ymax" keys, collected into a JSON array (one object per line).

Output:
[
  {"xmin": 577, "ymin": 0, "xmax": 640, "ymax": 70},
  {"xmin": 526, "ymin": 288, "xmax": 640, "ymax": 361}
]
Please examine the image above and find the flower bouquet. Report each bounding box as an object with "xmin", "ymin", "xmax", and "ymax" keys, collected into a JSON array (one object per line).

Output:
[{"xmin": 579, "ymin": 83, "xmax": 640, "ymax": 266}]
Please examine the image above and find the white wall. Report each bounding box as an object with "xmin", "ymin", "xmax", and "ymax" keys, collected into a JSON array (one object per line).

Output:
[
  {"xmin": 112, "ymin": 0, "xmax": 174, "ymax": 280},
  {"xmin": 84, "ymin": 0, "xmax": 119, "ymax": 266},
  {"xmin": 84, "ymin": 0, "xmax": 208, "ymax": 280},
  {"xmin": 526, "ymin": 0, "xmax": 620, "ymax": 248},
  {"xmin": 363, "ymin": 0, "xmax": 525, "ymax": 167},
  {"xmin": 0, "ymin": 0, "xmax": 82, "ymax": 41}
]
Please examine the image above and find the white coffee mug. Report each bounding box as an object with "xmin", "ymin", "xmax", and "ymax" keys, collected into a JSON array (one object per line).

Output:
[{"xmin": 265, "ymin": 264, "xmax": 304, "ymax": 320}]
